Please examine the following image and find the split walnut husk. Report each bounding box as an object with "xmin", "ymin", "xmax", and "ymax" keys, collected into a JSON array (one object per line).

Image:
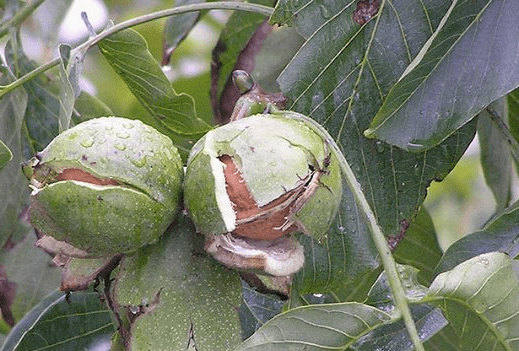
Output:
[
  {"xmin": 24, "ymin": 117, "xmax": 184, "ymax": 257},
  {"xmin": 184, "ymin": 112, "xmax": 342, "ymax": 276}
]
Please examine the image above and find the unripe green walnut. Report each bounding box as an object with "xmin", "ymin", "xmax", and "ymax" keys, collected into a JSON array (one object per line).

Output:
[
  {"xmin": 184, "ymin": 112, "xmax": 342, "ymax": 276},
  {"xmin": 24, "ymin": 117, "xmax": 183, "ymax": 257}
]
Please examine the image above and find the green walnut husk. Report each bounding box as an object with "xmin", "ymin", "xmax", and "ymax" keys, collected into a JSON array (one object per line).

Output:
[
  {"xmin": 25, "ymin": 117, "xmax": 183, "ymax": 257},
  {"xmin": 184, "ymin": 112, "xmax": 342, "ymax": 276}
]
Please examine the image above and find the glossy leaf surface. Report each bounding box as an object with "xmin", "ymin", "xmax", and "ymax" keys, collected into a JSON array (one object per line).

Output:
[
  {"xmin": 365, "ymin": 0, "xmax": 519, "ymax": 152},
  {"xmin": 1, "ymin": 290, "xmax": 114, "ymax": 351}
]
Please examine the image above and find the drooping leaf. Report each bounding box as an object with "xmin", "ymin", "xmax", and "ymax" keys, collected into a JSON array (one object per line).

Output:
[
  {"xmin": 351, "ymin": 304, "xmax": 447, "ymax": 351},
  {"xmin": 236, "ymin": 302, "xmax": 391, "ymax": 350},
  {"xmin": 0, "ymin": 62, "xmax": 29, "ymax": 248},
  {"xmin": 0, "ymin": 290, "xmax": 115, "ymax": 351},
  {"xmin": 0, "ymin": 139, "xmax": 12, "ymax": 171},
  {"xmin": 426, "ymin": 252, "xmax": 519, "ymax": 350},
  {"xmin": 239, "ymin": 280, "xmax": 285, "ymax": 340},
  {"xmin": 435, "ymin": 200, "xmax": 519, "ymax": 274},
  {"xmin": 5, "ymin": 37, "xmax": 60, "ymax": 156},
  {"xmin": 97, "ymin": 28, "xmax": 212, "ymax": 157},
  {"xmin": 350, "ymin": 265, "xmax": 447, "ymax": 350},
  {"xmin": 272, "ymin": 0, "xmax": 476, "ymax": 240},
  {"xmin": 114, "ymin": 215, "xmax": 242, "ymax": 350},
  {"xmin": 0, "ymin": 233, "xmax": 61, "ymax": 324},
  {"xmin": 365, "ymin": 0, "xmax": 519, "ymax": 152},
  {"xmin": 162, "ymin": 0, "xmax": 203, "ymax": 66},
  {"xmin": 393, "ymin": 208, "xmax": 443, "ymax": 285},
  {"xmin": 57, "ymin": 44, "xmax": 75, "ymax": 132},
  {"xmin": 478, "ymin": 99, "xmax": 512, "ymax": 211}
]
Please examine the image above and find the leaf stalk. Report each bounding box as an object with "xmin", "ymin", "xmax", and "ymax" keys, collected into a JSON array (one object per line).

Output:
[{"xmin": 0, "ymin": 1, "xmax": 274, "ymax": 99}]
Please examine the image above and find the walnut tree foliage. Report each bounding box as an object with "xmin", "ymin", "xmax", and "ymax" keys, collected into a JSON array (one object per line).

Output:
[{"xmin": 0, "ymin": 0, "xmax": 519, "ymax": 350}]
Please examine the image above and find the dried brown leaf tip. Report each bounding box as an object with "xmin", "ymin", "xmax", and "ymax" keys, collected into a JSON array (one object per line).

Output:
[{"xmin": 352, "ymin": 0, "xmax": 380, "ymax": 25}]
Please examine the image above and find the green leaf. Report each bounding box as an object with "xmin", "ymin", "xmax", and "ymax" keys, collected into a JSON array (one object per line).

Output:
[
  {"xmin": 478, "ymin": 99, "xmax": 512, "ymax": 211},
  {"xmin": 0, "ymin": 233, "xmax": 62, "ymax": 323},
  {"xmin": 426, "ymin": 252, "xmax": 519, "ymax": 350},
  {"xmin": 1, "ymin": 290, "xmax": 115, "ymax": 351},
  {"xmin": 0, "ymin": 63, "xmax": 29, "ymax": 248},
  {"xmin": 162, "ymin": 0, "xmax": 202, "ymax": 65},
  {"xmin": 114, "ymin": 216, "xmax": 242, "ymax": 350},
  {"xmin": 365, "ymin": 0, "xmax": 519, "ymax": 151},
  {"xmin": 239, "ymin": 280, "xmax": 285, "ymax": 340},
  {"xmin": 423, "ymin": 323, "xmax": 463, "ymax": 351},
  {"xmin": 0, "ymin": 139, "xmax": 12, "ymax": 171},
  {"xmin": 272, "ymin": 0, "xmax": 476, "ymax": 240},
  {"xmin": 57, "ymin": 44, "xmax": 75, "ymax": 132},
  {"xmin": 350, "ymin": 265, "xmax": 447, "ymax": 350},
  {"xmin": 394, "ymin": 208, "xmax": 443, "ymax": 286},
  {"xmin": 72, "ymin": 91, "xmax": 113, "ymax": 124},
  {"xmin": 351, "ymin": 304, "xmax": 447, "ymax": 351},
  {"xmin": 435, "ymin": 200, "xmax": 519, "ymax": 274},
  {"xmin": 292, "ymin": 181, "xmax": 379, "ymax": 294},
  {"xmin": 251, "ymin": 25, "xmax": 304, "ymax": 93},
  {"xmin": 236, "ymin": 302, "xmax": 391, "ymax": 350},
  {"xmin": 97, "ymin": 28, "xmax": 212, "ymax": 156},
  {"xmin": 4, "ymin": 37, "xmax": 60, "ymax": 155}
]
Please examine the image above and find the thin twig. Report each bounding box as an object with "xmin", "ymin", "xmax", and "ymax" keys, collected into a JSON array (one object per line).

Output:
[{"xmin": 0, "ymin": 1, "xmax": 274, "ymax": 99}]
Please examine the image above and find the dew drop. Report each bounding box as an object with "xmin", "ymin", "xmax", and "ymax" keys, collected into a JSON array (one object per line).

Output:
[
  {"xmin": 131, "ymin": 157, "xmax": 147, "ymax": 168},
  {"xmin": 67, "ymin": 132, "xmax": 79, "ymax": 140},
  {"xmin": 473, "ymin": 300, "xmax": 488, "ymax": 314},
  {"xmin": 122, "ymin": 122, "xmax": 134, "ymax": 129},
  {"xmin": 114, "ymin": 143, "xmax": 126, "ymax": 151},
  {"xmin": 406, "ymin": 142, "xmax": 423, "ymax": 152},
  {"xmin": 478, "ymin": 257, "xmax": 490, "ymax": 266},
  {"xmin": 80, "ymin": 137, "xmax": 94, "ymax": 148},
  {"xmin": 317, "ymin": 3, "xmax": 331, "ymax": 18},
  {"xmin": 116, "ymin": 131, "xmax": 130, "ymax": 139},
  {"xmin": 441, "ymin": 144, "xmax": 450, "ymax": 157}
]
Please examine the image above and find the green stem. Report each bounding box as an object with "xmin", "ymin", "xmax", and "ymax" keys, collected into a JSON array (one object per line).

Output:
[
  {"xmin": 484, "ymin": 106, "xmax": 519, "ymax": 165},
  {"xmin": 0, "ymin": 1, "xmax": 274, "ymax": 99},
  {"xmin": 283, "ymin": 113, "xmax": 425, "ymax": 351},
  {"xmin": 0, "ymin": 0, "xmax": 46, "ymax": 38}
]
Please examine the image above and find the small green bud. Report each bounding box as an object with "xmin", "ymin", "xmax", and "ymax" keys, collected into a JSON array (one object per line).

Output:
[{"xmin": 26, "ymin": 117, "xmax": 184, "ymax": 257}]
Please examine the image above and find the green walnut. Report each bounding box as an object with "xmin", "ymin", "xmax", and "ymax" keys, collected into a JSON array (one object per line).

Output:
[
  {"xmin": 184, "ymin": 112, "xmax": 342, "ymax": 276},
  {"xmin": 24, "ymin": 117, "xmax": 183, "ymax": 257}
]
